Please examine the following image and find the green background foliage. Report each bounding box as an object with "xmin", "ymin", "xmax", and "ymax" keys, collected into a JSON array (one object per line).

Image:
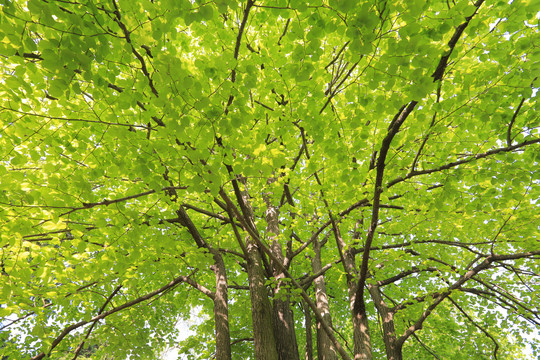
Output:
[{"xmin": 0, "ymin": 0, "xmax": 539, "ymax": 359}]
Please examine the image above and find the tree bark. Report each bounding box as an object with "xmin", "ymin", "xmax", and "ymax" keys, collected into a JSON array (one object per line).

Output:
[
  {"xmin": 350, "ymin": 283, "xmax": 373, "ymax": 360},
  {"xmin": 311, "ymin": 237, "xmax": 338, "ymax": 360},
  {"xmin": 247, "ymin": 237, "xmax": 279, "ymax": 360},
  {"xmin": 368, "ymin": 284, "xmax": 401, "ymax": 360},
  {"xmin": 333, "ymin": 224, "xmax": 373, "ymax": 360},
  {"xmin": 266, "ymin": 201, "xmax": 300, "ymax": 360},
  {"xmin": 213, "ymin": 252, "xmax": 232, "ymax": 360}
]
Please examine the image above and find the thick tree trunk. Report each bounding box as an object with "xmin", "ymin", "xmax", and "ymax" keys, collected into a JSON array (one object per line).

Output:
[
  {"xmin": 272, "ymin": 295, "xmax": 299, "ymax": 360},
  {"xmin": 368, "ymin": 285, "xmax": 402, "ymax": 360},
  {"xmin": 247, "ymin": 238, "xmax": 279, "ymax": 360},
  {"xmin": 348, "ymin": 280, "xmax": 373, "ymax": 360},
  {"xmin": 265, "ymin": 201, "xmax": 300, "ymax": 360},
  {"xmin": 212, "ymin": 252, "xmax": 232, "ymax": 360},
  {"xmin": 311, "ymin": 238, "xmax": 338, "ymax": 360}
]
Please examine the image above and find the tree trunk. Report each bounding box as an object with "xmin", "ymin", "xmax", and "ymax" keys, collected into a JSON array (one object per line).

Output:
[
  {"xmin": 338, "ymin": 239, "xmax": 372, "ymax": 360},
  {"xmin": 212, "ymin": 252, "xmax": 232, "ymax": 360},
  {"xmin": 368, "ymin": 285, "xmax": 402, "ymax": 360},
  {"xmin": 247, "ymin": 238, "xmax": 279, "ymax": 360},
  {"xmin": 175, "ymin": 205, "xmax": 232, "ymax": 360},
  {"xmin": 331, "ymin": 220, "xmax": 373, "ymax": 360},
  {"xmin": 312, "ymin": 238, "xmax": 338, "ymax": 360},
  {"xmin": 303, "ymin": 301, "xmax": 314, "ymax": 360},
  {"xmin": 265, "ymin": 201, "xmax": 300, "ymax": 360},
  {"xmin": 349, "ymin": 280, "xmax": 373, "ymax": 360}
]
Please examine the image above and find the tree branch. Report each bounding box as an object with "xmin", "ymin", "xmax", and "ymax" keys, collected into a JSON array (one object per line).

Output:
[
  {"xmin": 30, "ymin": 272, "xmax": 203, "ymax": 360},
  {"xmin": 432, "ymin": 0, "xmax": 485, "ymax": 81},
  {"xmin": 397, "ymin": 250, "xmax": 540, "ymax": 345},
  {"xmin": 506, "ymin": 98, "xmax": 525, "ymax": 146},
  {"xmin": 112, "ymin": 0, "xmax": 158, "ymax": 97},
  {"xmin": 448, "ymin": 296, "xmax": 499, "ymax": 359},
  {"xmin": 388, "ymin": 138, "xmax": 540, "ymax": 188},
  {"xmin": 72, "ymin": 285, "xmax": 122, "ymax": 360},
  {"xmin": 354, "ymin": 101, "xmax": 417, "ymax": 313}
]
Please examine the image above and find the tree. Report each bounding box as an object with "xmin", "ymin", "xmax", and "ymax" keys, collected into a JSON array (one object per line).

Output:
[{"xmin": 0, "ymin": 0, "xmax": 539, "ymax": 359}]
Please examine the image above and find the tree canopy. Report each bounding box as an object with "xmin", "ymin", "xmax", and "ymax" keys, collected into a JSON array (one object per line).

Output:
[{"xmin": 1, "ymin": 0, "xmax": 539, "ymax": 359}]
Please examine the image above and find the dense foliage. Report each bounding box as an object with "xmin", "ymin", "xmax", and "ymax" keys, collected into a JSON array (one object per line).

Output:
[{"xmin": 1, "ymin": 0, "xmax": 539, "ymax": 359}]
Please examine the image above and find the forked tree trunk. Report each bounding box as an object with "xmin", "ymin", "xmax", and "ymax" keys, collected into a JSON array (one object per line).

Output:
[{"xmin": 311, "ymin": 238, "xmax": 338, "ymax": 360}]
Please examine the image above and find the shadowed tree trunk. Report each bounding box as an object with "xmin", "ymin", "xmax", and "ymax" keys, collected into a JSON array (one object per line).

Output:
[
  {"xmin": 246, "ymin": 237, "xmax": 279, "ymax": 360},
  {"xmin": 266, "ymin": 200, "xmax": 300, "ymax": 360},
  {"xmin": 350, "ymin": 283, "xmax": 373, "ymax": 360},
  {"xmin": 368, "ymin": 284, "xmax": 402, "ymax": 360},
  {"xmin": 227, "ymin": 179, "xmax": 280, "ymax": 360},
  {"xmin": 312, "ymin": 237, "xmax": 338, "ymax": 360},
  {"xmin": 303, "ymin": 300, "xmax": 314, "ymax": 360}
]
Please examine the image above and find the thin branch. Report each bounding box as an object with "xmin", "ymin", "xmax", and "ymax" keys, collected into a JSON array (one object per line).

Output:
[
  {"xmin": 72, "ymin": 285, "xmax": 122, "ymax": 360},
  {"xmin": 0, "ymin": 106, "xmax": 150, "ymax": 129},
  {"xmin": 448, "ymin": 296, "xmax": 499, "ymax": 359},
  {"xmin": 325, "ymin": 41, "xmax": 350, "ymax": 70},
  {"xmin": 224, "ymin": 0, "xmax": 255, "ymax": 113},
  {"xmin": 432, "ymin": 0, "xmax": 485, "ymax": 81},
  {"xmin": 277, "ymin": 18, "xmax": 290, "ymax": 46},
  {"xmin": 376, "ymin": 266, "xmax": 438, "ymax": 287},
  {"xmin": 112, "ymin": 0, "xmax": 158, "ymax": 97},
  {"xmin": 60, "ymin": 186, "xmax": 187, "ymax": 216},
  {"xmin": 506, "ymin": 98, "xmax": 525, "ymax": 146},
  {"xmin": 231, "ymin": 337, "xmax": 254, "ymax": 345},
  {"xmin": 388, "ymin": 138, "xmax": 540, "ymax": 188},
  {"xmin": 411, "ymin": 333, "xmax": 442, "ymax": 360}
]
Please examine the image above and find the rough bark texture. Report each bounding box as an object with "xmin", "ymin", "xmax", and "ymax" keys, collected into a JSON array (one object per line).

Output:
[
  {"xmin": 266, "ymin": 201, "xmax": 300, "ymax": 360},
  {"xmin": 349, "ymin": 282, "xmax": 373, "ymax": 360},
  {"xmin": 368, "ymin": 285, "xmax": 401, "ymax": 360},
  {"xmin": 247, "ymin": 238, "xmax": 279, "ymax": 360},
  {"xmin": 312, "ymin": 238, "xmax": 338, "ymax": 360},
  {"xmin": 213, "ymin": 252, "xmax": 232, "ymax": 360},
  {"xmin": 334, "ymin": 226, "xmax": 373, "ymax": 360}
]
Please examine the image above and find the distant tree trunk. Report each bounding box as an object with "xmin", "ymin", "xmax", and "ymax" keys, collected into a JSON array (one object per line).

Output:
[
  {"xmin": 334, "ymin": 223, "xmax": 373, "ymax": 360},
  {"xmin": 311, "ymin": 237, "xmax": 338, "ymax": 360},
  {"xmin": 246, "ymin": 237, "xmax": 279, "ymax": 360},
  {"xmin": 176, "ymin": 206, "xmax": 232, "ymax": 360},
  {"xmin": 212, "ymin": 252, "xmax": 232, "ymax": 360},
  {"xmin": 266, "ymin": 201, "xmax": 300, "ymax": 360},
  {"xmin": 368, "ymin": 285, "xmax": 402, "ymax": 360},
  {"xmin": 303, "ymin": 301, "xmax": 314, "ymax": 360}
]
